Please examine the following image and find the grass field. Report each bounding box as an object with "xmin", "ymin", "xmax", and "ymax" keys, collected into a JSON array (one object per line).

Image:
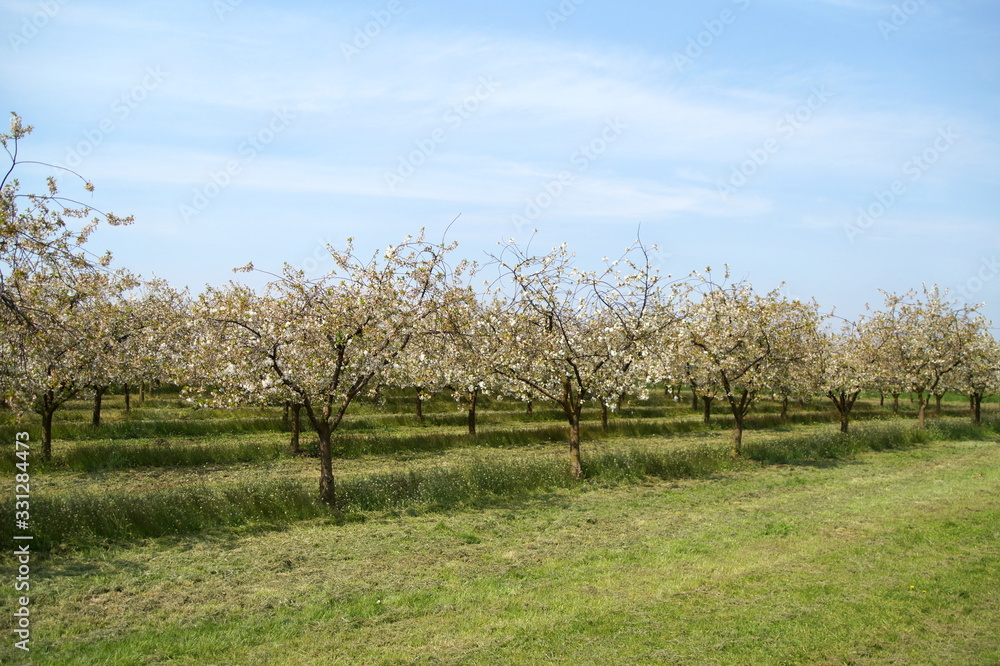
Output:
[{"xmin": 1, "ymin": 391, "xmax": 998, "ymax": 663}]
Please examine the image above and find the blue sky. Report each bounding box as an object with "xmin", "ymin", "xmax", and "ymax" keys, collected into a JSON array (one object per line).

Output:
[{"xmin": 3, "ymin": 0, "xmax": 998, "ymax": 324}]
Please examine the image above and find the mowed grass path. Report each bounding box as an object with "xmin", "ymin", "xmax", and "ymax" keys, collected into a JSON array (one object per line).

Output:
[{"xmin": 3, "ymin": 438, "xmax": 997, "ymax": 664}]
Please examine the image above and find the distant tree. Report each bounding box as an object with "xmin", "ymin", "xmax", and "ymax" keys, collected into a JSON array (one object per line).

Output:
[
  {"xmin": 819, "ymin": 318, "xmax": 884, "ymax": 433},
  {"xmin": 471, "ymin": 239, "xmax": 676, "ymax": 477},
  {"xmin": 680, "ymin": 269, "xmax": 823, "ymax": 457},
  {"xmin": 1, "ymin": 113, "xmax": 132, "ymax": 323},
  {"xmin": 83, "ymin": 277, "xmax": 188, "ymax": 426},
  {"xmin": 191, "ymin": 232, "xmax": 463, "ymax": 506},
  {"xmin": 0, "ymin": 113, "xmax": 134, "ymax": 459},
  {"xmin": 869, "ymin": 286, "xmax": 982, "ymax": 428},
  {"xmin": 1, "ymin": 270, "xmax": 138, "ymax": 459},
  {"xmin": 948, "ymin": 324, "xmax": 1000, "ymax": 425}
]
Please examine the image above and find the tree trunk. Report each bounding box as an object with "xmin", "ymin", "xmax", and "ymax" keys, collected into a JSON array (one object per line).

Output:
[
  {"xmin": 880, "ymin": 392, "xmax": 885, "ymax": 408},
  {"xmin": 282, "ymin": 402, "xmax": 290, "ymax": 427},
  {"xmin": 560, "ymin": 377, "xmax": 585, "ymax": 479},
  {"xmin": 934, "ymin": 393, "xmax": 943, "ymax": 416},
  {"xmin": 829, "ymin": 390, "xmax": 857, "ymax": 435},
  {"xmin": 139, "ymin": 382, "xmax": 146, "ymax": 403},
  {"xmin": 92, "ymin": 385, "xmax": 106, "ymax": 427},
  {"xmin": 731, "ymin": 411, "xmax": 744, "ymax": 459},
  {"xmin": 124, "ymin": 383, "xmax": 131, "ymax": 413},
  {"xmin": 691, "ymin": 388, "xmax": 699, "ymax": 411},
  {"xmin": 702, "ymin": 396, "xmax": 713, "ymax": 424},
  {"xmin": 289, "ymin": 403, "xmax": 302, "ymax": 455},
  {"xmin": 40, "ymin": 392, "xmax": 56, "ymax": 462},
  {"xmin": 600, "ymin": 400, "xmax": 609, "ymax": 434},
  {"xmin": 526, "ymin": 400, "xmax": 533, "ymax": 417},
  {"xmin": 892, "ymin": 393, "xmax": 900, "ymax": 414},
  {"xmin": 973, "ymin": 393, "xmax": 982, "ymax": 425},
  {"xmin": 415, "ymin": 387, "xmax": 424, "ymax": 423},
  {"xmin": 569, "ymin": 414, "xmax": 583, "ymax": 479},
  {"xmin": 917, "ymin": 391, "xmax": 927, "ymax": 429},
  {"xmin": 724, "ymin": 387, "xmax": 752, "ymax": 459},
  {"xmin": 316, "ymin": 422, "xmax": 335, "ymax": 507},
  {"xmin": 780, "ymin": 396, "xmax": 789, "ymax": 421},
  {"xmin": 467, "ymin": 388, "xmax": 479, "ymax": 436}
]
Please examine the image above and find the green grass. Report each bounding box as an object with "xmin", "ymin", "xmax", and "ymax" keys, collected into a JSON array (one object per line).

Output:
[
  {"xmin": 5, "ymin": 418, "xmax": 998, "ymax": 554},
  {"xmin": 744, "ymin": 417, "xmax": 1000, "ymax": 464},
  {"xmin": 0, "ymin": 436, "xmax": 292, "ymax": 474},
  {"xmin": 1, "ymin": 439, "xmax": 997, "ymax": 664},
  {"xmin": 0, "ymin": 389, "xmax": 998, "ymax": 663},
  {"xmin": 6, "ymin": 404, "xmax": 992, "ymax": 476},
  {"xmin": 0, "ymin": 477, "xmax": 324, "ymax": 551}
]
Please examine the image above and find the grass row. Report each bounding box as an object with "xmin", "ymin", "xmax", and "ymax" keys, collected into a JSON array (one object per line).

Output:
[
  {"xmin": 5, "ymin": 418, "xmax": 997, "ymax": 553},
  {"xmin": 3, "ymin": 389, "xmax": 990, "ymax": 444},
  {"xmin": 3, "ymin": 405, "xmax": 989, "ymax": 474}
]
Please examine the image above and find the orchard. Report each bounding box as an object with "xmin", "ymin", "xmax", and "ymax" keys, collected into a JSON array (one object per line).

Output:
[{"xmin": 2, "ymin": 113, "xmax": 998, "ymax": 505}]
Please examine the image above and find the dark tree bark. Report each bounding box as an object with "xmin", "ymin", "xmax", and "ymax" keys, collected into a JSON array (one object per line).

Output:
[
  {"xmin": 91, "ymin": 385, "xmax": 107, "ymax": 427},
  {"xmin": 41, "ymin": 413, "xmax": 54, "ymax": 457},
  {"xmin": 780, "ymin": 396, "xmax": 789, "ymax": 421},
  {"xmin": 289, "ymin": 403, "xmax": 302, "ymax": 455},
  {"xmin": 299, "ymin": 395, "xmax": 350, "ymax": 508},
  {"xmin": 723, "ymin": 388, "xmax": 753, "ymax": 459},
  {"xmin": 123, "ymin": 383, "xmax": 131, "ymax": 413},
  {"xmin": 568, "ymin": 414, "xmax": 583, "ymax": 478},
  {"xmin": 934, "ymin": 392, "xmax": 943, "ymax": 416},
  {"xmin": 600, "ymin": 399, "xmax": 610, "ymax": 434},
  {"xmin": 40, "ymin": 400, "xmax": 55, "ymax": 462},
  {"xmin": 702, "ymin": 395, "xmax": 714, "ymax": 424},
  {"xmin": 828, "ymin": 389, "xmax": 861, "ymax": 434},
  {"xmin": 526, "ymin": 400, "xmax": 533, "ymax": 417},
  {"xmin": 415, "ymin": 387, "xmax": 424, "ymax": 423},
  {"xmin": 731, "ymin": 410, "xmax": 745, "ymax": 459},
  {"xmin": 315, "ymin": 421, "xmax": 335, "ymax": 507},
  {"xmin": 467, "ymin": 388, "xmax": 479, "ymax": 435},
  {"xmin": 558, "ymin": 377, "xmax": 585, "ymax": 479}
]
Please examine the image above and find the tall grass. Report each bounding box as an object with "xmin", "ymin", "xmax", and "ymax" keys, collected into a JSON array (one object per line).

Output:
[
  {"xmin": 4, "ymin": 411, "xmax": 995, "ymax": 475},
  {"xmin": 0, "ymin": 417, "xmax": 287, "ymax": 444},
  {"xmin": 4, "ymin": 445, "xmax": 731, "ymax": 550},
  {"xmin": 1, "ymin": 479, "xmax": 324, "ymax": 551},
  {"xmin": 338, "ymin": 458, "xmax": 577, "ymax": 512},
  {"xmin": 0, "ymin": 437, "xmax": 290, "ymax": 474},
  {"xmin": 744, "ymin": 417, "xmax": 1000, "ymax": 464},
  {"xmin": 582, "ymin": 445, "xmax": 730, "ymax": 483},
  {"xmin": 333, "ymin": 425, "xmax": 569, "ymax": 457},
  {"xmin": 4, "ymin": 413, "xmax": 995, "ymax": 552}
]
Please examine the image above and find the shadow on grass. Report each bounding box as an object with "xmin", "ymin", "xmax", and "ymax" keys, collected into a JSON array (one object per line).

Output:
[{"xmin": 6, "ymin": 417, "xmax": 996, "ymax": 559}]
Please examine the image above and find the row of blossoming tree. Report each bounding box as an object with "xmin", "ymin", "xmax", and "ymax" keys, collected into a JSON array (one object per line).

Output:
[{"xmin": 3, "ymin": 113, "xmax": 999, "ymax": 506}]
